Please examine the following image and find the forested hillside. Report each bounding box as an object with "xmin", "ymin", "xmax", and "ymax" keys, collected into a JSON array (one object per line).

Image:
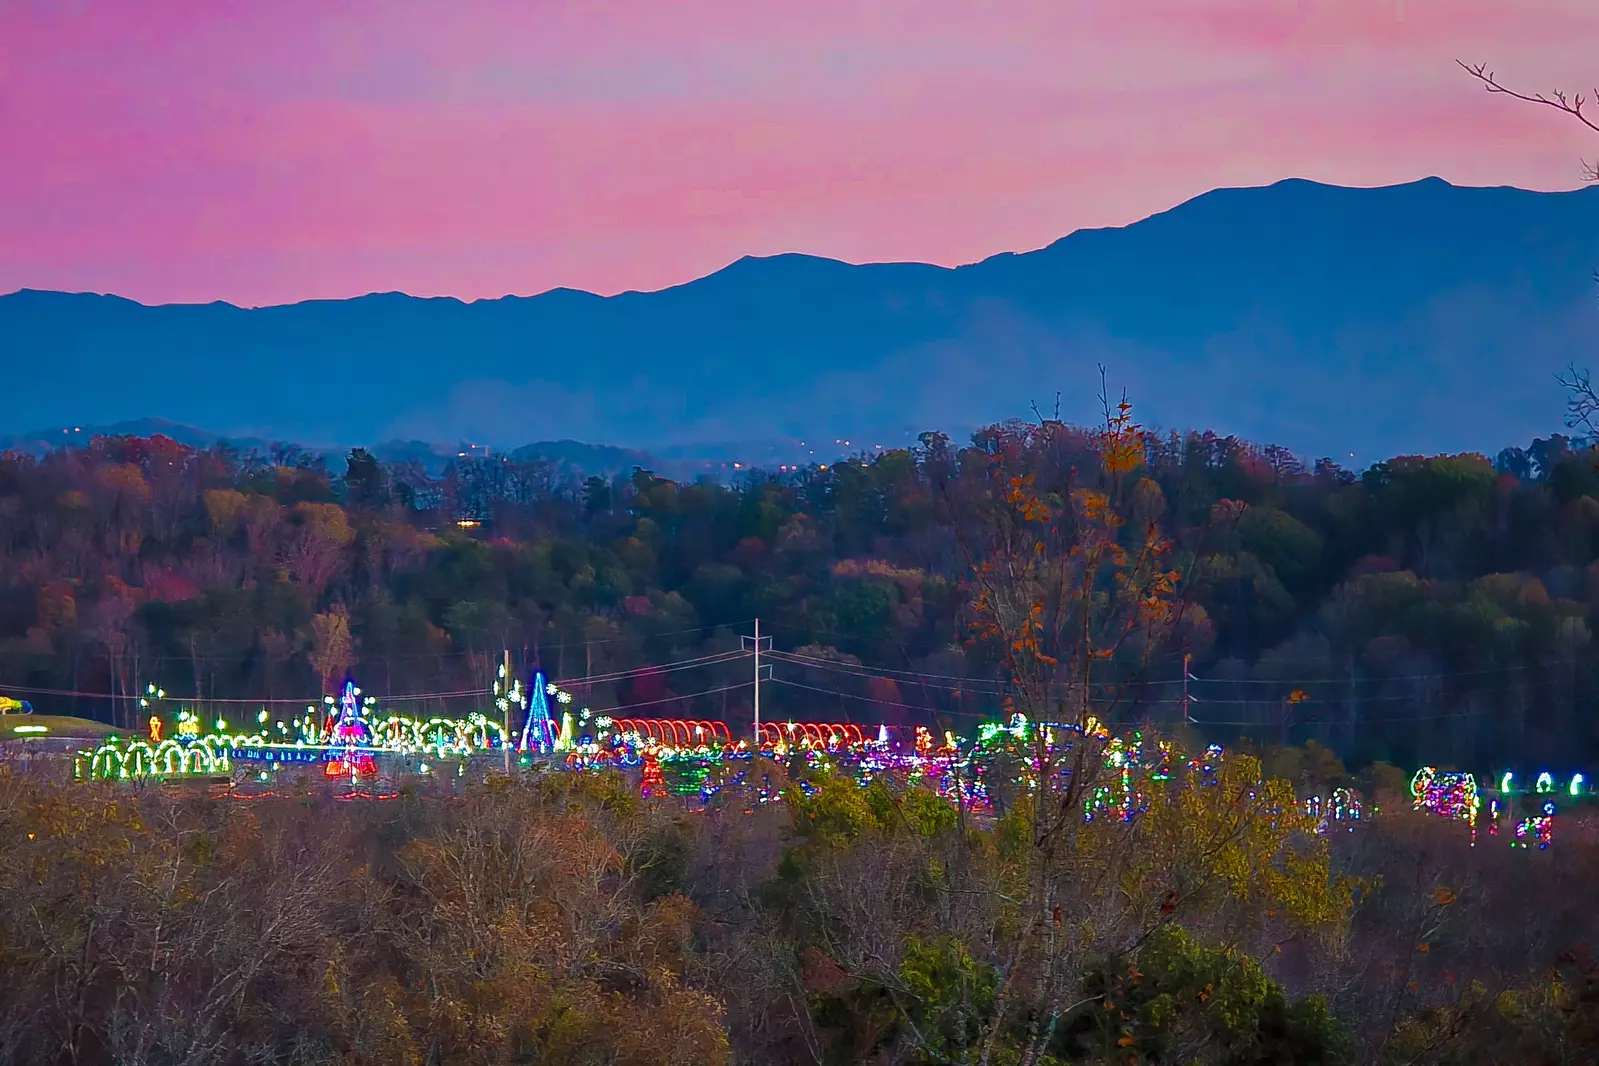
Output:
[{"xmin": 4, "ymin": 420, "xmax": 1598, "ymax": 774}]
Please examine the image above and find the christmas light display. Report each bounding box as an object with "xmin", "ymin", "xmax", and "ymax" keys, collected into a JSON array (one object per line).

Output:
[
  {"xmin": 1410, "ymin": 767, "xmax": 1481, "ymax": 841},
  {"xmin": 1514, "ymin": 808, "xmax": 1555, "ymax": 849},
  {"xmin": 1482, "ymin": 770, "xmax": 1594, "ymax": 847},
  {"xmin": 76, "ymin": 674, "xmax": 525, "ymax": 783},
  {"xmin": 639, "ymin": 748, "xmax": 665, "ymax": 798},
  {"xmin": 1491, "ymin": 770, "xmax": 1589, "ymax": 799},
  {"xmin": 1333, "ymin": 787, "xmax": 1361, "ymax": 821},
  {"xmin": 756, "ymin": 721, "xmax": 866, "ymax": 752},
  {"xmin": 1149, "ymin": 741, "xmax": 1176, "ymax": 782},
  {"xmin": 1304, "ymin": 787, "xmax": 1363, "ymax": 834},
  {"xmin": 1189, "ymin": 744, "xmax": 1223, "ymax": 784},
  {"xmin": 82, "ymin": 673, "xmax": 1582, "ymax": 862},
  {"xmin": 618, "ymin": 718, "xmax": 732, "ymax": 748},
  {"xmin": 517, "ymin": 671, "xmax": 562, "ymax": 753},
  {"xmin": 323, "ymin": 680, "xmax": 377, "ymax": 781},
  {"xmin": 841, "ymin": 725, "xmax": 977, "ymax": 809},
  {"xmin": 1086, "ymin": 733, "xmax": 1150, "ymax": 822}
]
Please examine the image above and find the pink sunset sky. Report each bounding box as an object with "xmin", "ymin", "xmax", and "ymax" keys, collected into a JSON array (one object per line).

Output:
[{"xmin": 2, "ymin": 0, "xmax": 1597, "ymax": 308}]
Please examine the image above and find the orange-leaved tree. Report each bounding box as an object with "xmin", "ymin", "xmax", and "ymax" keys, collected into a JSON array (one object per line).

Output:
[
  {"xmin": 959, "ymin": 391, "xmax": 1181, "ymax": 845},
  {"xmin": 934, "ymin": 389, "xmax": 1191, "ymax": 1062}
]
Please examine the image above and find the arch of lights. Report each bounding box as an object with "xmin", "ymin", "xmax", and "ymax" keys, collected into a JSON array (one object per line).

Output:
[
  {"xmin": 1480, "ymin": 770, "xmax": 1590, "ymax": 850},
  {"xmin": 1403, "ymin": 767, "xmax": 1596, "ymax": 849}
]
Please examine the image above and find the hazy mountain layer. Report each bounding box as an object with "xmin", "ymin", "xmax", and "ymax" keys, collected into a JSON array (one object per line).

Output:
[{"xmin": 5, "ymin": 177, "xmax": 1596, "ymax": 461}]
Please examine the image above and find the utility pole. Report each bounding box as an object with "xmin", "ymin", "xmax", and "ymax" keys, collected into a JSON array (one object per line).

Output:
[
  {"xmin": 740, "ymin": 620, "xmax": 772, "ymax": 752},
  {"xmin": 753, "ymin": 618, "xmax": 761, "ymax": 751},
  {"xmin": 502, "ymin": 648, "xmax": 513, "ymax": 775}
]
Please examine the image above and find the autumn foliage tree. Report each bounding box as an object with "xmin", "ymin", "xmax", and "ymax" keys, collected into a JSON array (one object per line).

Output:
[
  {"xmin": 0, "ymin": 767, "xmax": 731, "ymax": 1066},
  {"xmin": 937, "ymin": 398, "xmax": 1185, "ymax": 1056},
  {"xmin": 741, "ymin": 397, "xmax": 1359, "ymax": 1066}
]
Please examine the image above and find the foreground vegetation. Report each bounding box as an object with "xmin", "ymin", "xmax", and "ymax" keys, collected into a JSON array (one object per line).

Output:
[{"xmin": 1, "ymin": 760, "xmax": 1595, "ymax": 1066}]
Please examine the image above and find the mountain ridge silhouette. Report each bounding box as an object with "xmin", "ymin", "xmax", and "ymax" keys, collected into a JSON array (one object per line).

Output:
[{"xmin": 5, "ymin": 176, "xmax": 1596, "ymax": 463}]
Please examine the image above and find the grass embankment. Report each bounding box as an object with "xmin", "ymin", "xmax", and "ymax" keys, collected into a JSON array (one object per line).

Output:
[{"xmin": 1, "ymin": 714, "xmax": 123, "ymax": 740}]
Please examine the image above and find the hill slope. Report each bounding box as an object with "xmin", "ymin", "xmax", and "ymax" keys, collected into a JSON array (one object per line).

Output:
[{"xmin": 4, "ymin": 177, "xmax": 1596, "ymax": 461}]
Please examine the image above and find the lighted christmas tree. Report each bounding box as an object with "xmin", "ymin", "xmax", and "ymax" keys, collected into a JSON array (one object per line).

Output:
[
  {"xmin": 519, "ymin": 671, "xmax": 556, "ymax": 752},
  {"xmin": 325, "ymin": 677, "xmax": 377, "ymax": 780}
]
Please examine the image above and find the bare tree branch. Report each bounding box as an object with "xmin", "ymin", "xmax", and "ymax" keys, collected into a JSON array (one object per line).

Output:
[
  {"xmin": 1459, "ymin": 60, "xmax": 1599, "ymax": 180},
  {"xmin": 1557, "ymin": 362, "xmax": 1599, "ymax": 441}
]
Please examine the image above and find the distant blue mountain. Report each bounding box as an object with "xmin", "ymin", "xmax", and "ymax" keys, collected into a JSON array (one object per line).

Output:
[
  {"xmin": 0, "ymin": 421, "xmax": 691, "ymax": 482},
  {"xmin": 4, "ymin": 177, "xmax": 1597, "ymax": 462},
  {"xmin": 0, "ymin": 418, "xmax": 284, "ymax": 458}
]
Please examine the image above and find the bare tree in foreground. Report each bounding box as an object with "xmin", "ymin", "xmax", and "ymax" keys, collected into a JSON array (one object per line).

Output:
[
  {"xmin": 1459, "ymin": 60, "xmax": 1599, "ymax": 180},
  {"xmin": 1556, "ymin": 363, "xmax": 1599, "ymax": 441},
  {"xmin": 1462, "ymin": 60, "xmax": 1599, "ymax": 434}
]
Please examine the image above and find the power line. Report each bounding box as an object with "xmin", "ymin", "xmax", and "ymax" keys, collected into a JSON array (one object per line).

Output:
[
  {"xmin": 771, "ymin": 651, "xmax": 1196, "ymax": 704},
  {"xmin": 778, "ymin": 645, "xmax": 1599, "ymax": 694},
  {"xmin": 767, "ymin": 677, "xmax": 997, "ymax": 719},
  {"xmin": 590, "ymin": 681, "xmax": 754, "ymax": 713},
  {"xmin": 1187, "ymin": 706, "xmax": 1505, "ymax": 727},
  {"xmin": 768, "ymin": 655, "xmax": 1563, "ymax": 726},
  {"xmin": 531, "ymin": 619, "xmax": 756, "ymax": 652},
  {"xmin": 1185, "ymin": 682, "xmax": 1558, "ymax": 706},
  {"xmin": 554, "ymin": 649, "xmax": 749, "ymax": 687},
  {"xmin": 769, "ymin": 649, "xmax": 1007, "ymax": 689},
  {"xmin": 1189, "ymin": 655, "xmax": 1595, "ymax": 686}
]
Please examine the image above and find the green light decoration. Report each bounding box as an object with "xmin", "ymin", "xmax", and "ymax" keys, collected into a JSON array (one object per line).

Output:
[{"xmin": 77, "ymin": 678, "xmax": 520, "ymax": 782}]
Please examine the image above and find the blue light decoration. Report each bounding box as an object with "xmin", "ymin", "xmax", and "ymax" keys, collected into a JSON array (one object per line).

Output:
[
  {"xmin": 228, "ymin": 747, "xmax": 321, "ymax": 764},
  {"xmin": 519, "ymin": 671, "xmax": 557, "ymax": 753},
  {"xmin": 328, "ymin": 678, "xmax": 374, "ymax": 747}
]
